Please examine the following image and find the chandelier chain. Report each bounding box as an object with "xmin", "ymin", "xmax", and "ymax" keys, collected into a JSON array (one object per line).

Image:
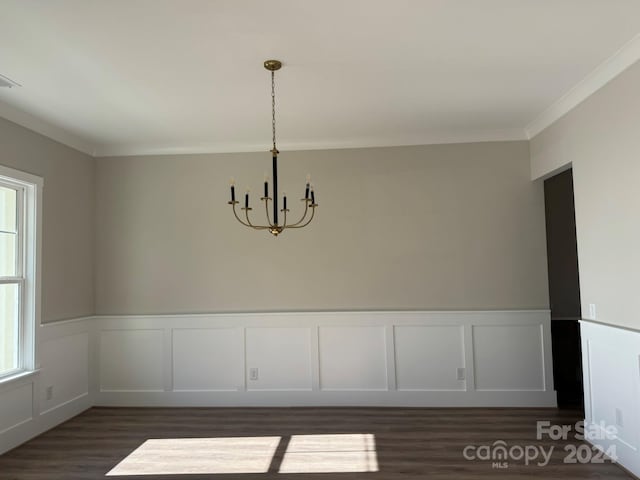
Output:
[{"xmin": 271, "ymin": 71, "xmax": 276, "ymax": 150}]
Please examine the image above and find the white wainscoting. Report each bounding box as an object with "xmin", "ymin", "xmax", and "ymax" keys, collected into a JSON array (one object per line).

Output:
[
  {"xmin": 580, "ymin": 320, "xmax": 640, "ymax": 478},
  {"xmin": 94, "ymin": 310, "xmax": 556, "ymax": 407},
  {"xmin": 0, "ymin": 310, "xmax": 555, "ymax": 455},
  {"xmin": 0, "ymin": 317, "xmax": 94, "ymax": 455}
]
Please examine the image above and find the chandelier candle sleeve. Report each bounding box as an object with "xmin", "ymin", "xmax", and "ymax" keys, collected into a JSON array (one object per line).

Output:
[
  {"xmin": 230, "ymin": 178, "xmax": 235, "ymax": 202},
  {"xmin": 245, "ymin": 189, "xmax": 249, "ymax": 209}
]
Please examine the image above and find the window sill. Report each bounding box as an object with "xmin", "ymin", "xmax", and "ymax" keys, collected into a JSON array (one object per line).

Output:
[{"xmin": 0, "ymin": 369, "xmax": 41, "ymax": 393}]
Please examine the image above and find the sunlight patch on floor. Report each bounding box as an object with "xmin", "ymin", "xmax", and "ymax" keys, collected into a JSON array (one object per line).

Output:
[
  {"xmin": 106, "ymin": 433, "xmax": 378, "ymax": 476},
  {"xmin": 106, "ymin": 436, "xmax": 281, "ymax": 475},
  {"xmin": 279, "ymin": 433, "xmax": 378, "ymax": 474}
]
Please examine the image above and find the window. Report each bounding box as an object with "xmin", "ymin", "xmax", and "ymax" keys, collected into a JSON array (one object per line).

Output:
[{"xmin": 0, "ymin": 165, "xmax": 42, "ymax": 380}]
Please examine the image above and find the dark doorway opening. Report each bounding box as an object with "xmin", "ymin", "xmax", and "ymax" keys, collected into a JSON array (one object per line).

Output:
[{"xmin": 544, "ymin": 168, "xmax": 584, "ymax": 409}]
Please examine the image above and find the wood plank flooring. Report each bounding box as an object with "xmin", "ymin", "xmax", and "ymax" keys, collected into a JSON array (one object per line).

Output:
[{"xmin": 0, "ymin": 407, "xmax": 632, "ymax": 479}]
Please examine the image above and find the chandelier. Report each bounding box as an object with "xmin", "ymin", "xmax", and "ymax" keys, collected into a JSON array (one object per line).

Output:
[{"xmin": 228, "ymin": 59, "xmax": 317, "ymax": 237}]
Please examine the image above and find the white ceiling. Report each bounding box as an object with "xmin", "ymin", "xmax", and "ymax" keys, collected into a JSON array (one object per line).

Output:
[{"xmin": 1, "ymin": 0, "xmax": 640, "ymax": 157}]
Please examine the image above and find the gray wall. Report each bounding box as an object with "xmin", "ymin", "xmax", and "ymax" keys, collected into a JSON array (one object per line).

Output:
[
  {"xmin": 95, "ymin": 141, "xmax": 549, "ymax": 314},
  {"xmin": 531, "ymin": 60, "xmax": 640, "ymax": 330},
  {"xmin": 0, "ymin": 117, "xmax": 95, "ymax": 323}
]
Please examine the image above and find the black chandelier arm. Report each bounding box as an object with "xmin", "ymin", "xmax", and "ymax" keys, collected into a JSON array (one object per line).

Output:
[{"xmin": 286, "ymin": 204, "xmax": 316, "ymax": 229}]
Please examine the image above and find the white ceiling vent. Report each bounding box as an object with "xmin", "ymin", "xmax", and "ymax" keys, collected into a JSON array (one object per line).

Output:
[{"xmin": 0, "ymin": 74, "xmax": 21, "ymax": 88}]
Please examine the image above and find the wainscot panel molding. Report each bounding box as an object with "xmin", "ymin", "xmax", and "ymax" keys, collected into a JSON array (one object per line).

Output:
[
  {"xmin": 94, "ymin": 310, "xmax": 556, "ymax": 408},
  {"xmin": 580, "ymin": 320, "xmax": 640, "ymax": 478},
  {"xmin": 0, "ymin": 317, "xmax": 94, "ymax": 455}
]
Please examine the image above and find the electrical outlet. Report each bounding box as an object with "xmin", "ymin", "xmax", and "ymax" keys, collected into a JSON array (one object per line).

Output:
[
  {"xmin": 45, "ymin": 386, "xmax": 53, "ymax": 401},
  {"xmin": 249, "ymin": 367, "xmax": 259, "ymax": 381},
  {"xmin": 589, "ymin": 303, "xmax": 597, "ymax": 319},
  {"xmin": 615, "ymin": 408, "xmax": 623, "ymax": 428},
  {"xmin": 456, "ymin": 367, "xmax": 466, "ymax": 381}
]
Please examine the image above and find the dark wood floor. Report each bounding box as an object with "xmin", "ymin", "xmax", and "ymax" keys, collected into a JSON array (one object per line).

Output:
[{"xmin": 0, "ymin": 407, "xmax": 632, "ymax": 479}]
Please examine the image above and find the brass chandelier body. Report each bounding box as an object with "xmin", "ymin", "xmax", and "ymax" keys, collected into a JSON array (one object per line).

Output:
[{"xmin": 228, "ymin": 60, "xmax": 317, "ymax": 237}]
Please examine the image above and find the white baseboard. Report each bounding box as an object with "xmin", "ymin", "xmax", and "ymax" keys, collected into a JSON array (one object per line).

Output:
[
  {"xmin": 95, "ymin": 389, "xmax": 557, "ymax": 408},
  {"xmin": 0, "ymin": 392, "xmax": 92, "ymax": 455}
]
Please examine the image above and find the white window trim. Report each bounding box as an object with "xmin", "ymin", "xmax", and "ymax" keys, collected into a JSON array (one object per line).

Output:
[{"xmin": 0, "ymin": 164, "xmax": 43, "ymax": 383}]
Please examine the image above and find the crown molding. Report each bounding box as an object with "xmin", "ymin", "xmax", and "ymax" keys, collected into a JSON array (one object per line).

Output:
[
  {"xmin": 92, "ymin": 129, "xmax": 528, "ymax": 157},
  {"xmin": 0, "ymin": 97, "xmax": 527, "ymax": 157},
  {"xmin": 0, "ymin": 100, "xmax": 96, "ymax": 156},
  {"xmin": 526, "ymin": 33, "xmax": 640, "ymax": 139}
]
